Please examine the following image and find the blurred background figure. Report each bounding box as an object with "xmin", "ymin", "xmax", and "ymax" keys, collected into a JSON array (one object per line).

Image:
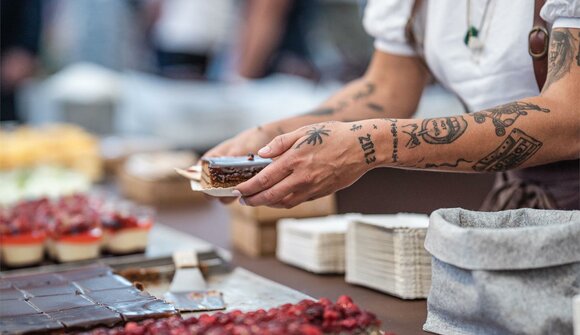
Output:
[
  {"xmin": 147, "ymin": 0, "xmax": 236, "ymax": 80},
  {"xmin": 234, "ymin": 0, "xmax": 320, "ymax": 81},
  {"xmin": 1, "ymin": 0, "xmax": 43, "ymax": 122}
]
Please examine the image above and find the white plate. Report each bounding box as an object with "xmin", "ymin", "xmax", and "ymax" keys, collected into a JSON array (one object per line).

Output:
[
  {"xmin": 176, "ymin": 166, "xmax": 239, "ymax": 197},
  {"xmin": 190, "ymin": 180, "xmax": 237, "ymax": 197}
]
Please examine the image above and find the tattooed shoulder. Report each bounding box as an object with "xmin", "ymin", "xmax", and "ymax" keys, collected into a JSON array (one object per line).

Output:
[{"xmin": 543, "ymin": 28, "xmax": 579, "ymax": 92}]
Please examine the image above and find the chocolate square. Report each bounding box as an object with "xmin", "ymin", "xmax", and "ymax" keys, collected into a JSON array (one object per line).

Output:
[
  {"xmin": 0, "ymin": 288, "xmax": 26, "ymax": 301},
  {"xmin": 109, "ymin": 299, "xmax": 178, "ymax": 321},
  {"xmin": 29, "ymin": 294, "xmax": 93, "ymax": 312},
  {"xmin": 0, "ymin": 299, "xmax": 39, "ymax": 317},
  {"xmin": 0, "ymin": 314, "xmax": 64, "ymax": 334},
  {"xmin": 9, "ymin": 273, "xmax": 65, "ymax": 289},
  {"xmin": 57, "ymin": 264, "xmax": 112, "ymax": 281},
  {"xmin": 74, "ymin": 275, "xmax": 132, "ymax": 292},
  {"xmin": 24, "ymin": 283, "xmax": 80, "ymax": 297},
  {"xmin": 48, "ymin": 305, "xmax": 122, "ymax": 330},
  {"xmin": 85, "ymin": 287, "xmax": 153, "ymax": 305}
]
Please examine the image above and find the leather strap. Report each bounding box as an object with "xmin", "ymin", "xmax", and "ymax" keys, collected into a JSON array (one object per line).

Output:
[{"xmin": 528, "ymin": 0, "xmax": 549, "ymax": 91}]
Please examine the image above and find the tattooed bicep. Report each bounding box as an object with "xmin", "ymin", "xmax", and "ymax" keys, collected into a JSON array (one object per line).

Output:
[{"xmin": 542, "ymin": 27, "xmax": 580, "ymax": 93}]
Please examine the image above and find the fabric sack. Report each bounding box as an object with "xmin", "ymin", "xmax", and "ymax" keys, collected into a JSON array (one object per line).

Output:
[{"xmin": 423, "ymin": 208, "xmax": 580, "ymax": 335}]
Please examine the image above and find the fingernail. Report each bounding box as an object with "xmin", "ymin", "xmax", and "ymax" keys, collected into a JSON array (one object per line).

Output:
[
  {"xmin": 232, "ymin": 190, "xmax": 241, "ymax": 197},
  {"xmin": 239, "ymin": 197, "xmax": 247, "ymax": 206},
  {"xmin": 258, "ymin": 146, "xmax": 271, "ymax": 155}
]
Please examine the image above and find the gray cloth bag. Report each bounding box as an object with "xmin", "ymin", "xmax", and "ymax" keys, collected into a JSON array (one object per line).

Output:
[{"xmin": 423, "ymin": 208, "xmax": 580, "ymax": 335}]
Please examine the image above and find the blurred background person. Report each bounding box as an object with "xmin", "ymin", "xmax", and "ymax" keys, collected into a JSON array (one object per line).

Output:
[{"xmin": 1, "ymin": 0, "xmax": 43, "ymax": 122}]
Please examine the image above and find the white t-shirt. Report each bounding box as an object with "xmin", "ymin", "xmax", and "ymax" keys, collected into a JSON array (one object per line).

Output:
[{"xmin": 363, "ymin": 0, "xmax": 580, "ymax": 112}]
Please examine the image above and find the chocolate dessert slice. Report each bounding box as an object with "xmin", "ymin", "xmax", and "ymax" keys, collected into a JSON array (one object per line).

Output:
[{"xmin": 201, "ymin": 154, "xmax": 272, "ymax": 188}]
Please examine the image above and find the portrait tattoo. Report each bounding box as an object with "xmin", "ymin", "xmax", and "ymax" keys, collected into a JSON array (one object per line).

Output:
[
  {"xmin": 471, "ymin": 101, "xmax": 550, "ymax": 136},
  {"xmin": 367, "ymin": 102, "xmax": 384, "ymax": 113},
  {"xmin": 472, "ymin": 128, "xmax": 542, "ymax": 172},
  {"xmin": 425, "ymin": 158, "xmax": 472, "ymax": 169},
  {"xmin": 358, "ymin": 134, "xmax": 376, "ymax": 164},
  {"xmin": 295, "ymin": 126, "xmax": 331, "ymax": 149},
  {"xmin": 350, "ymin": 124, "xmax": 362, "ymax": 132},
  {"xmin": 402, "ymin": 116, "xmax": 468, "ymax": 148},
  {"xmin": 390, "ymin": 120, "xmax": 399, "ymax": 163},
  {"xmin": 353, "ymin": 83, "xmax": 375, "ymax": 100},
  {"xmin": 543, "ymin": 28, "xmax": 578, "ymax": 91}
]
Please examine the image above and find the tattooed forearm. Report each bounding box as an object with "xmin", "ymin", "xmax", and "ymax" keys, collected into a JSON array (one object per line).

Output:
[
  {"xmin": 390, "ymin": 120, "xmax": 399, "ymax": 163},
  {"xmin": 470, "ymin": 101, "xmax": 550, "ymax": 136},
  {"xmin": 350, "ymin": 124, "xmax": 362, "ymax": 132},
  {"xmin": 472, "ymin": 128, "xmax": 542, "ymax": 172},
  {"xmin": 543, "ymin": 28, "xmax": 579, "ymax": 92},
  {"xmin": 358, "ymin": 134, "xmax": 376, "ymax": 164},
  {"xmin": 366, "ymin": 102, "xmax": 384, "ymax": 113},
  {"xmin": 425, "ymin": 158, "xmax": 473, "ymax": 169},
  {"xmin": 402, "ymin": 116, "xmax": 468, "ymax": 148},
  {"xmin": 295, "ymin": 126, "xmax": 331, "ymax": 149}
]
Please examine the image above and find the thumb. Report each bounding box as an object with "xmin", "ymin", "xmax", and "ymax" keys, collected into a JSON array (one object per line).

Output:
[{"xmin": 257, "ymin": 131, "xmax": 301, "ymax": 158}]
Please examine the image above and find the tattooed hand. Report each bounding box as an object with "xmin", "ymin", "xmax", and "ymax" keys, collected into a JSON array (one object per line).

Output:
[{"xmin": 234, "ymin": 122, "xmax": 382, "ymax": 208}]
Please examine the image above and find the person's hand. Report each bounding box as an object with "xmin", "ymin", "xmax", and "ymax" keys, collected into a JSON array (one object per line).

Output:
[
  {"xmin": 203, "ymin": 126, "xmax": 274, "ymax": 158},
  {"xmin": 234, "ymin": 121, "xmax": 385, "ymax": 208},
  {"xmin": 202, "ymin": 125, "xmax": 278, "ymax": 204}
]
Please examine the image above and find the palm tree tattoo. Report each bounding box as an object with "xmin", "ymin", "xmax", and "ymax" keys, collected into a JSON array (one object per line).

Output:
[{"xmin": 295, "ymin": 126, "xmax": 331, "ymax": 149}]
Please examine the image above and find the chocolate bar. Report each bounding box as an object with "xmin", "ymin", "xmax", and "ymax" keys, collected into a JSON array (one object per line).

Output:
[{"xmin": 0, "ymin": 264, "xmax": 177, "ymax": 333}]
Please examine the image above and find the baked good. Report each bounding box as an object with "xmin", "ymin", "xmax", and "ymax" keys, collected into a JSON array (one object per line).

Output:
[
  {"xmin": 0, "ymin": 199, "xmax": 49, "ymax": 266},
  {"xmin": 101, "ymin": 210, "xmax": 153, "ymax": 255},
  {"xmin": 201, "ymin": 154, "xmax": 271, "ymax": 188},
  {"xmin": 88, "ymin": 296, "xmax": 386, "ymax": 335},
  {"xmin": 48, "ymin": 195, "xmax": 103, "ymax": 262}
]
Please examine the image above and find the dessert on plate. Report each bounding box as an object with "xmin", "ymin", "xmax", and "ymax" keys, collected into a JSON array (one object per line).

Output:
[{"xmin": 201, "ymin": 154, "xmax": 271, "ymax": 188}]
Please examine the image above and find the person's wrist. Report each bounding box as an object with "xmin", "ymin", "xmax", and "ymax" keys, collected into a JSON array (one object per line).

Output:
[{"xmin": 350, "ymin": 120, "xmax": 390, "ymax": 171}]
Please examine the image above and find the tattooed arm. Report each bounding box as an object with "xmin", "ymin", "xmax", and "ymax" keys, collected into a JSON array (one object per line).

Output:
[
  {"xmin": 235, "ymin": 27, "xmax": 580, "ymax": 208},
  {"xmin": 204, "ymin": 51, "xmax": 428, "ymax": 157}
]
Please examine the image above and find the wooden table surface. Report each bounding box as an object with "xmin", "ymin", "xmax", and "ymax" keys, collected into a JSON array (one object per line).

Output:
[{"xmin": 157, "ymin": 200, "xmax": 429, "ymax": 335}]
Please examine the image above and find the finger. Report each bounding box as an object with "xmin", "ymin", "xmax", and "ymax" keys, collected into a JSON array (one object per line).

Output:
[
  {"xmin": 257, "ymin": 131, "xmax": 302, "ymax": 158},
  {"xmin": 273, "ymin": 191, "xmax": 323, "ymax": 209},
  {"xmin": 240, "ymin": 174, "xmax": 299, "ymax": 206},
  {"xmin": 219, "ymin": 197, "xmax": 237, "ymax": 204},
  {"xmin": 235, "ymin": 159, "xmax": 293, "ymax": 197}
]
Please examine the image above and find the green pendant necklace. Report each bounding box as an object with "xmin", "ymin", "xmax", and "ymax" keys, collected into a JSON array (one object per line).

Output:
[{"xmin": 464, "ymin": 0, "xmax": 492, "ymax": 49}]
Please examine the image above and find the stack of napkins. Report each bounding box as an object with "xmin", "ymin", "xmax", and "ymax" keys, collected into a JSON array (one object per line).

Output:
[
  {"xmin": 277, "ymin": 215, "xmax": 357, "ymax": 273},
  {"xmin": 345, "ymin": 213, "xmax": 431, "ymax": 299}
]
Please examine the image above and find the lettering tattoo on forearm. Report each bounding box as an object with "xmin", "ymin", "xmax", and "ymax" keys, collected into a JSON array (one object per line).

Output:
[
  {"xmin": 543, "ymin": 28, "xmax": 579, "ymax": 92},
  {"xmin": 470, "ymin": 102, "xmax": 550, "ymax": 136},
  {"xmin": 295, "ymin": 126, "xmax": 331, "ymax": 149},
  {"xmin": 350, "ymin": 124, "xmax": 362, "ymax": 132},
  {"xmin": 472, "ymin": 128, "xmax": 542, "ymax": 172},
  {"xmin": 402, "ymin": 116, "xmax": 468, "ymax": 148},
  {"xmin": 390, "ymin": 120, "xmax": 399, "ymax": 163},
  {"xmin": 425, "ymin": 158, "xmax": 472, "ymax": 169},
  {"xmin": 358, "ymin": 134, "xmax": 376, "ymax": 164}
]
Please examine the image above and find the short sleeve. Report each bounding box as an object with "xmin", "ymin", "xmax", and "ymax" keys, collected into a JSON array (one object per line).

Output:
[
  {"xmin": 540, "ymin": 0, "xmax": 580, "ymax": 23},
  {"xmin": 362, "ymin": 0, "xmax": 416, "ymax": 56}
]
